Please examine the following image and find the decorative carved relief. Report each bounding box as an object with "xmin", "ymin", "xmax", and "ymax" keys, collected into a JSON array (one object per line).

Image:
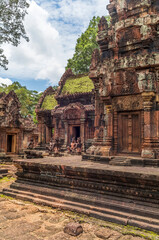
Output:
[{"xmin": 112, "ymin": 95, "xmax": 143, "ymax": 111}]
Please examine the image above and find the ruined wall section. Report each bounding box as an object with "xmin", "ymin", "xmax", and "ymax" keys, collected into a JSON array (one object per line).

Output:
[
  {"xmin": 96, "ymin": 0, "xmax": 159, "ymax": 98},
  {"xmin": 88, "ymin": 0, "xmax": 159, "ymax": 158}
]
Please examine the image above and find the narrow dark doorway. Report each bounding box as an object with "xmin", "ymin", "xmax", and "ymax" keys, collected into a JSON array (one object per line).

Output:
[
  {"xmin": 7, "ymin": 135, "xmax": 13, "ymax": 153},
  {"xmin": 73, "ymin": 126, "xmax": 80, "ymax": 140}
]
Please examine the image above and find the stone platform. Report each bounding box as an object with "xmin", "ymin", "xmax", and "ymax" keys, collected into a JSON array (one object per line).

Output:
[
  {"xmin": 3, "ymin": 156, "xmax": 159, "ymax": 233},
  {"xmin": 82, "ymin": 154, "xmax": 159, "ymax": 167}
]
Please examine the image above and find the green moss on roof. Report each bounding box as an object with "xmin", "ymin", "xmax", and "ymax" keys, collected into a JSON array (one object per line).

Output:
[
  {"xmin": 41, "ymin": 95, "xmax": 57, "ymax": 110},
  {"xmin": 62, "ymin": 75, "xmax": 94, "ymax": 95}
]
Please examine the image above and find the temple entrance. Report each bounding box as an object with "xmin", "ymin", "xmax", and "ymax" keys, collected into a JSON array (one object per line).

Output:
[
  {"xmin": 73, "ymin": 126, "xmax": 80, "ymax": 140},
  {"xmin": 7, "ymin": 134, "xmax": 16, "ymax": 153},
  {"xmin": 118, "ymin": 112, "xmax": 141, "ymax": 153}
]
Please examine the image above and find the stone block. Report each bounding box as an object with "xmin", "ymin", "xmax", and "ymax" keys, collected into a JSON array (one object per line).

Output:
[{"xmin": 64, "ymin": 222, "xmax": 83, "ymax": 236}]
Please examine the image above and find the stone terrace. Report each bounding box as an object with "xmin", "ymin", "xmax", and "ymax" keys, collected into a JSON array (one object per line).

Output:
[{"xmin": 3, "ymin": 156, "xmax": 159, "ymax": 233}]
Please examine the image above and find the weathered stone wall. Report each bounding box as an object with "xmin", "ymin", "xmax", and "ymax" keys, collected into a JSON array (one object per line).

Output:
[{"xmin": 88, "ymin": 0, "xmax": 159, "ymax": 158}]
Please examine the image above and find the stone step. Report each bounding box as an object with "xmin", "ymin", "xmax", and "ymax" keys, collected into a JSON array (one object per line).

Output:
[
  {"xmin": 17, "ymin": 171, "xmax": 159, "ymax": 206},
  {"xmin": 3, "ymin": 183, "xmax": 159, "ymax": 233},
  {"xmin": 3, "ymin": 188, "xmax": 159, "ymax": 233},
  {"xmin": 10, "ymin": 181, "xmax": 159, "ymax": 219},
  {"xmin": 5, "ymin": 186, "xmax": 159, "ymax": 225}
]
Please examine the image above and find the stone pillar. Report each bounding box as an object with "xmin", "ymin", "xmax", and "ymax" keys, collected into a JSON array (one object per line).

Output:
[
  {"xmin": 141, "ymin": 92, "xmax": 156, "ymax": 158},
  {"xmin": 41, "ymin": 123, "xmax": 45, "ymax": 144},
  {"xmin": 101, "ymin": 104, "xmax": 113, "ymax": 156},
  {"xmin": 55, "ymin": 119, "xmax": 59, "ymax": 139},
  {"xmin": 81, "ymin": 118, "xmax": 85, "ymax": 151},
  {"xmin": 38, "ymin": 120, "xmax": 42, "ymax": 144},
  {"xmin": 64, "ymin": 121, "xmax": 68, "ymax": 147},
  {"xmin": 0, "ymin": 131, "xmax": 6, "ymax": 153},
  {"xmin": 113, "ymin": 110, "xmax": 118, "ymax": 154},
  {"xmin": 93, "ymin": 81, "xmax": 100, "ymax": 142}
]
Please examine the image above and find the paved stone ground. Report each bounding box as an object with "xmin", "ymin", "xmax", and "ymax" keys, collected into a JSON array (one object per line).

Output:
[
  {"xmin": 0, "ymin": 165, "xmax": 159, "ymax": 240},
  {"xmin": 14, "ymin": 157, "xmax": 159, "ymax": 175}
]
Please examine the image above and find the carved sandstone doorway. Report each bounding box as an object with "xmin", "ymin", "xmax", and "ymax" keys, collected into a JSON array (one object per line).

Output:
[
  {"xmin": 118, "ymin": 112, "xmax": 141, "ymax": 153},
  {"xmin": 7, "ymin": 134, "xmax": 16, "ymax": 153}
]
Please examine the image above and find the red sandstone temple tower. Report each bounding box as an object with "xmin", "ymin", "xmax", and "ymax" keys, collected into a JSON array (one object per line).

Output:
[{"xmin": 87, "ymin": 0, "xmax": 159, "ymax": 159}]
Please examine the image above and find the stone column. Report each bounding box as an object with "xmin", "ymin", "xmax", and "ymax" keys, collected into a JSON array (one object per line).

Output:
[
  {"xmin": 64, "ymin": 121, "xmax": 68, "ymax": 147},
  {"xmin": 80, "ymin": 118, "xmax": 85, "ymax": 151},
  {"xmin": 113, "ymin": 110, "xmax": 118, "ymax": 154},
  {"xmin": 38, "ymin": 120, "xmax": 42, "ymax": 144},
  {"xmin": 101, "ymin": 104, "xmax": 113, "ymax": 156},
  {"xmin": 55, "ymin": 119, "xmax": 59, "ymax": 139},
  {"xmin": 141, "ymin": 92, "xmax": 156, "ymax": 158},
  {"xmin": 0, "ymin": 131, "xmax": 6, "ymax": 153},
  {"xmin": 41, "ymin": 123, "xmax": 45, "ymax": 144},
  {"xmin": 93, "ymin": 81, "xmax": 100, "ymax": 142}
]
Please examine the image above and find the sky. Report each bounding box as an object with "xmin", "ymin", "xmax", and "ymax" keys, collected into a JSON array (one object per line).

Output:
[{"xmin": 0, "ymin": 0, "xmax": 109, "ymax": 92}]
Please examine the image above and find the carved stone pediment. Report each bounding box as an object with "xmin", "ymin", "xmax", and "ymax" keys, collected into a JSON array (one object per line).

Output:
[{"xmin": 112, "ymin": 95, "xmax": 143, "ymax": 111}]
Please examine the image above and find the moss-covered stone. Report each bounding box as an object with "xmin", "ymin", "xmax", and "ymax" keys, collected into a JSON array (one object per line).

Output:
[
  {"xmin": 62, "ymin": 75, "xmax": 94, "ymax": 95},
  {"xmin": 41, "ymin": 95, "xmax": 57, "ymax": 110}
]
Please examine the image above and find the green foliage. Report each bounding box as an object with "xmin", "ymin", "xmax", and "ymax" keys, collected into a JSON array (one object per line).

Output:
[
  {"xmin": 66, "ymin": 16, "xmax": 110, "ymax": 74},
  {"xmin": 0, "ymin": 176, "xmax": 15, "ymax": 183},
  {"xmin": 62, "ymin": 75, "xmax": 94, "ymax": 95},
  {"xmin": 0, "ymin": 81, "xmax": 41, "ymax": 119},
  {"xmin": 0, "ymin": 0, "xmax": 29, "ymax": 70},
  {"xmin": 41, "ymin": 94, "xmax": 57, "ymax": 110}
]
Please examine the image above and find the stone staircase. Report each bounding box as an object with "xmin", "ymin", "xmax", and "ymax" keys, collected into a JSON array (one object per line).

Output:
[
  {"xmin": 3, "ymin": 180, "xmax": 159, "ymax": 233},
  {"xmin": 2, "ymin": 157, "xmax": 159, "ymax": 233}
]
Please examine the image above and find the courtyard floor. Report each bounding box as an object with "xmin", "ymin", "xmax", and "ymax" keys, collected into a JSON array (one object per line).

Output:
[{"xmin": 0, "ymin": 164, "xmax": 158, "ymax": 240}]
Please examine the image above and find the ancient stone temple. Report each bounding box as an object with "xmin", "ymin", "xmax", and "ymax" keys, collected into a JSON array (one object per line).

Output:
[
  {"xmin": 3, "ymin": 0, "xmax": 159, "ymax": 234},
  {"xmin": 52, "ymin": 69, "xmax": 95, "ymax": 151},
  {"xmin": 87, "ymin": 0, "xmax": 159, "ymax": 159},
  {"xmin": 36, "ymin": 87, "xmax": 57, "ymax": 147},
  {"xmin": 0, "ymin": 91, "xmax": 37, "ymax": 155}
]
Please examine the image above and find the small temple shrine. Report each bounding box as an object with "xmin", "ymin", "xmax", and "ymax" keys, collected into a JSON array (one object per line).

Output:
[
  {"xmin": 86, "ymin": 0, "xmax": 159, "ymax": 159},
  {"xmin": 36, "ymin": 69, "xmax": 95, "ymax": 151},
  {"xmin": 52, "ymin": 69, "xmax": 95, "ymax": 151},
  {"xmin": 0, "ymin": 91, "xmax": 38, "ymax": 155}
]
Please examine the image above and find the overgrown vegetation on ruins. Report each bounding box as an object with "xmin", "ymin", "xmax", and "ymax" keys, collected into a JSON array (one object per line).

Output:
[
  {"xmin": 41, "ymin": 94, "xmax": 57, "ymax": 110},
  {"xmin": 62, "ymin": 75, "xmax": 94, "ymax": 95}
]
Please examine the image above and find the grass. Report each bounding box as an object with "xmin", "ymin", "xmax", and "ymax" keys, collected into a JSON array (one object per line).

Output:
[
  {"xmin": 0, "ymin": 194, "xmax": 14, "ymax": 200},
  {"xmin": 61, "ymin": 75, "xmax": 94, "ymax": 95},
  {"xmin": 41, "ymin": 94, "xmax": 57, "ymax": 110},
  {"xmin": 0, "ymin": 176, "xmax": 15, "ymax": 183}
]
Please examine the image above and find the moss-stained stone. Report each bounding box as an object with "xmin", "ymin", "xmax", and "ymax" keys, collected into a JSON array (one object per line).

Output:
[
  {"xmin": 61, "ymin": 75, "xmax": 94, "ymax": 95},
  {"xmin": 41, "ymin": 95, "xmax": 57, "ymax": 110}
]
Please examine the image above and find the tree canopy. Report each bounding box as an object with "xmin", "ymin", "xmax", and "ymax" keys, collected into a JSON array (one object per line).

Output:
[
  {"xmin": 0, "ymin": 0, "xmax": 29, "ymax": 70},
  {"xmin": 0, "ymin": 81, "xmax": 41, "ymax": 121},
  {"xmin": 66, "ymin": 16, "xmax": 110, "ymax": 74}
]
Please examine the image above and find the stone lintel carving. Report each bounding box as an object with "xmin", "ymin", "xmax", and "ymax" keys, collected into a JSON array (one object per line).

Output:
[{"xmin": 112, "ymin": 95, "xmax": 143, "ymax": 112}]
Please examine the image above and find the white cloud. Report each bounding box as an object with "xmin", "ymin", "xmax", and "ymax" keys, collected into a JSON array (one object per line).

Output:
[
  {"xmin": 0, "ymin": 77, "xmax": 12, "ymax": 86},
  {"xmin": 1, "ymin": 0, "xmax": 109, "ymax": 88},
  {"xmin": 1, "ymin": 0, "xmax": 65, "ymax": 85}
]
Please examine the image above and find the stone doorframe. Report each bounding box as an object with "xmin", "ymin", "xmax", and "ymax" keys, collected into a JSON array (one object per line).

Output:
[{"xmin": 62, "ymin": 103, "xmax": 86, "ymax": 148}]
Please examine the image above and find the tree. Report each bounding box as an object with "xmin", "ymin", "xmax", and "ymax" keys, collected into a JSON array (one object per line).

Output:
[
  {"xmin": 66, "ymin": 16, "xmax": 110, "ymax": 74},
  {"xmin": 0, "ymin": 81, "xmax": 41, "ymax": 119},
  {"xmin": 0, "ymin": 0, "xmax": 29, "ymax": 70}
]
